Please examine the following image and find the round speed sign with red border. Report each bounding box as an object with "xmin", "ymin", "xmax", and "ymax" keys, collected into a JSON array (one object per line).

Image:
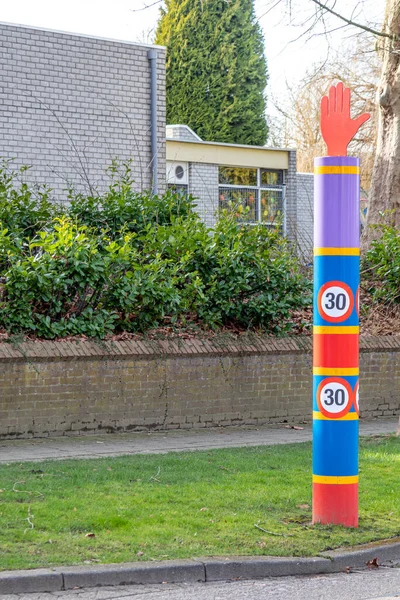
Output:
[
  {"xmin": 316, "ymin": 377, "xmax": 353, "ymax": 419},
  {"xmin": 356, "ymin": 286, "xmax": 360, "ymax": 317},
  {"xmin": 354, "ymin": 381, "xmax": 359, "ymax": 415},
  {"xmin": 317, "ymin": 281, "xmax": 354, "ymax": 323}
]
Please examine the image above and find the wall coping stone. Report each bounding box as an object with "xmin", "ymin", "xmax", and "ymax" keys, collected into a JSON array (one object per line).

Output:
[{"xmin": 0, "ymin": 335, "xmax": 398, "ymax": 362}]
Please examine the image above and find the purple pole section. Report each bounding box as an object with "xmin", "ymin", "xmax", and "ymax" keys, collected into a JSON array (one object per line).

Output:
[{"xmin": 314, "ymin": 156, "xmax": 360, "ymax": 248}]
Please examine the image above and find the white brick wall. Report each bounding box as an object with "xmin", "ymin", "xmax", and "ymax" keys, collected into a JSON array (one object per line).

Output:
[
  {"xmin": 0, "ymin": 23, "xmax": 166, "ymax": 201},
  {"xmin": 296, "ymin": 173, "xmax": 314, "ymax": 261},
  {"xmin": 284, "ymin": 150, "xmax": 297, "ymax": 243},
  {"xmin": 189, "ymin": 163, "xmax": 219, "ymax": 227}
]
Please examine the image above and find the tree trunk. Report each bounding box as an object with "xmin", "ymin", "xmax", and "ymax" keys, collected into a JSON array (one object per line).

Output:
[{"xmin": 363, "ymin": 0, "xmax": 400, "ymax": 247}]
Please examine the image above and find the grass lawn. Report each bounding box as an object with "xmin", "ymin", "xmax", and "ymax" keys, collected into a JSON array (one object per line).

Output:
[{"xmin": 0, "ymin": 435, "xmax": 399, "ymax": 571}]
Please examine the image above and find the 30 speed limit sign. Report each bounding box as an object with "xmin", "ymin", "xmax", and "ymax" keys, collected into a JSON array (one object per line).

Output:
[
  {"xmin": 317, "ymin": 281, "xmax": 354, "ymax": 323},
  {"xmin": 317, "ymin": 378, "xmax": 353, "ymax": 419},
  {"xmin": 354, "ymin": 381, "xmax": 359, "ymax": 415},
  {"xmin": 356, "ymin": 286, "xmax": 360, "ymax": 317}
]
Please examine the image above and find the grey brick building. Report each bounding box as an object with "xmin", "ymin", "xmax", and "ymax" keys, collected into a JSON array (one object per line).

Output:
[
  {"xmin": 0, "ymin": 22, "xmax": 315, "ymax": 251},
  {"xmin": 166, "ymin": 124, "xmax": 299, "ymax": 240},
  {"xmin": 0, "ymin": 22, "xmax": 166, "ymax": 200}
]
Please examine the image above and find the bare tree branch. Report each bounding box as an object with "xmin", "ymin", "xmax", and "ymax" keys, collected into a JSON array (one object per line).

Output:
[
  {"xmin": 130, "ymin": 0, "xmax": 163, "ymax": 13},
  {"xmin": 309, "ymin": 0, "xmax": 396, "ymax": 40}
]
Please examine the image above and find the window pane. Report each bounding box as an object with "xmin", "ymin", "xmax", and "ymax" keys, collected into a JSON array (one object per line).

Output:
[
  {"xmin": 219, "ymin": 167, "xmax": 257, "ymax": 186},
  {"xmin": 219, "ymin": 187, "xmax": 258, "ymax": 222},
  {"xmin": 261, "ymin": 169, "xmax": 283, "ymax": 186},
  {"xmin": 260, "ymin": 189, "xmax": 283, "ymax": 225}
]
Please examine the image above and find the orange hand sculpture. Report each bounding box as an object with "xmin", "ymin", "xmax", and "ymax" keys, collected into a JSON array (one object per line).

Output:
[{"xmin": 320, "ymin": 82, "xmax": 370, "ymax": 156}]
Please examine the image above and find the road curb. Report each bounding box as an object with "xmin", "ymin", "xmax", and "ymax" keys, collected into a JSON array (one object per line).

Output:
[
  {"xmin": 321, "ymin": 540, "xmax": 400, "ymax": 570},
  {"xmin": 0, "ymin": 569, "xmax": 63, "ymax": 595},
  {"xmin": 1, "ymin": 541, "xmax": 399, "ymax": 595},
  {"xmin": 198, "ymin": 556, "xmax": 333, "ymax": 580}
]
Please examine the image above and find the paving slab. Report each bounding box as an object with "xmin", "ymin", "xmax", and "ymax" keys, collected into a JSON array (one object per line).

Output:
[{"xmin": 0, "ymin": 418, "xmax": 397, "ymax": 464}]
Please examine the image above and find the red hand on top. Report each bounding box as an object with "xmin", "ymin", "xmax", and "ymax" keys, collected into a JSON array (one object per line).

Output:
[{"xmin": 320, "ymin": 82, "xmax": 370, "ymax": 156}]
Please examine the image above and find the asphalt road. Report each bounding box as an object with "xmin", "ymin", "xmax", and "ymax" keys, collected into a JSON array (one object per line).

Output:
[{"xmin": 2, "ymin": 568, "xmax": 400, "ymax": 600}]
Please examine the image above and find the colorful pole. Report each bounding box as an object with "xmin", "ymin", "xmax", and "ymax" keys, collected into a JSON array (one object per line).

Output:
[{"xmin": 312, "ymin": 83, "xmax": 369, "ymax": 527}]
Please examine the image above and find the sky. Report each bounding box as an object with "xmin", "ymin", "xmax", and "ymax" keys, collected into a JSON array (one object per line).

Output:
[{"xmin": 0, "ymin": 0, "xmax": 386, "ymax": 111}]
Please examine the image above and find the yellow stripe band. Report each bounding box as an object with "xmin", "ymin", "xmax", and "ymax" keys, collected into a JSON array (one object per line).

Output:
[
  {"xmin": 314, "ymin": 166, "xmax": 360, "ymax": 175},
  {"xmin": 313, "ymin": 367, "xmax": 359, "ymax": 376},
  {"xmin": 314, "ymin": 247, "xmax": 360, "ymax": 256},
  {"xmin": 313, "ymin": 411, "xmax": 359, "ymax": 421},
  {"xmin": 313, "ymin": 326, "xmax": 359, "ymax": 335},
  {"xmin": 313, "ymin": 475, "xmax": 358, "ymax": 485}
]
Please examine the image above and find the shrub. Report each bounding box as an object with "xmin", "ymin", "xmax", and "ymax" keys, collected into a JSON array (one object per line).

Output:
[
  {"xmin": 0, "ymin": 226, "xmax": 22, "ymax": 271},
  {"xmin": 0, "ymin": 161, "xmax": 58, "ymax": 241},
  {"xmin": 193, "ymin": 210, "xmax": 311, "ymax": 332},
  {"xmin": 363, "ymin": 224, "xmax": 400, "ymax": 305},
  {"xmin": 0, "ymin": 218, "xmax": 189, "ymax": 337},
  {"xmin": 0, "ymin": 219, "xmax": 118, "ymax": 338},
  {"xmin": 0, "ymin": 163, "xmax": 312, "ymax": 338},
  {"xmin": 102, "ymin": 236, "xmax": 183, "ymax": 332},
  {"xmin": 68, "ymin": 160, "xmax": 195, "ymax": 238}
]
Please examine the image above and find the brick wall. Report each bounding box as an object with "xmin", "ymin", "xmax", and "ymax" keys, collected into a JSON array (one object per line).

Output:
[
  {"xmin": 296, "ymin": 173, "xmax": 314, "ymax": 261},
  {"xmin": 0, "ymin": 336, "xmax": 398, "ymax": 439},
  {"xmin": 0, "ymin": 22, "xmax": 166, "ymax": 200},
  {"xmin": 189, "ymin": 162, "xmax": 219, "ymax": 227},
  {"xmin": 285, "ymin": 150, "xmax": 297, "ymax": 242}
]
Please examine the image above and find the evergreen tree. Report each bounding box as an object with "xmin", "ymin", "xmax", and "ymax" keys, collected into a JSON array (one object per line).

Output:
[{"xmin": 156, "ymin": 0, "xmax": 268, "ymax": 145}]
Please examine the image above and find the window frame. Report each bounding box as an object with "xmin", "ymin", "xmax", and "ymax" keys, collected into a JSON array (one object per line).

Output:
[{"xmin": 218, "ymin": 166, "xmax": 286, "ymax": 231}]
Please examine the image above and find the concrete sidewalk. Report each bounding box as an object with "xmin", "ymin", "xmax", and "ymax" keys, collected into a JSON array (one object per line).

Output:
[{"xmin": 0, "ymin": 417, "xmax": 397, "ymax": 463}]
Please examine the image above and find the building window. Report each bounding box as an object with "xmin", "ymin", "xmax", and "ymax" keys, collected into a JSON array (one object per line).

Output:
[
  {"xmin": 218, "ymin": 167, "xmax": 285, "ymax": 229},
  {"xmin": 219, "ymin": 188, "xmax": 258, "ymax": 222},
  {"xmin": 261, "ymin": 169, "xmax": 284, "ymax": 186},
  {"xmin": 219, "ymin": 167, "xmax": 258, "ymax": 186},
  {"xmin": 260, "ymin": 189, "xmax": 283, "ymax": 224}
]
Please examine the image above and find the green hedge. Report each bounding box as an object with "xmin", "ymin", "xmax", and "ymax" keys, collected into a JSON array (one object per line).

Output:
[
  {"xmin": 362, "ymin": 223, "xmax": 400, "ymax": 306},
  {"xmin": 0, "ymin": 161, "xmax": 311, "ymax": 338}
]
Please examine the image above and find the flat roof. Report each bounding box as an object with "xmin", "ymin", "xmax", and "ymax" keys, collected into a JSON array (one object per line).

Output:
[
  {"xmin": 0, "ymin": 21, "xmax": 166, "ymax": 50},
  {"xmin": 166, "ymin": 137, "xmax": 295, "ymax": 153},
  {"xmin": 166, "ymin": 139, "xmax": 291, "ymax": 169}
]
